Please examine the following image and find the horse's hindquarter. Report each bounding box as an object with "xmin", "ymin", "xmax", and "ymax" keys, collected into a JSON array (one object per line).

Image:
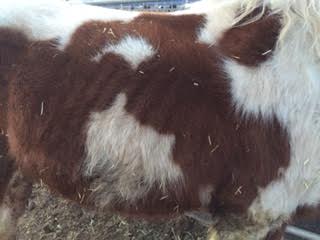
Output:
[{"xmin": 5, "ymin": 8, "xmax": 289, "ymax": 220}]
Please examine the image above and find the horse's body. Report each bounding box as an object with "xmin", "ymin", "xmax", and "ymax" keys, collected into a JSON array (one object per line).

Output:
[{"xmin": 0, "ymin": 0, "xmax": 319, "ymax": 239}]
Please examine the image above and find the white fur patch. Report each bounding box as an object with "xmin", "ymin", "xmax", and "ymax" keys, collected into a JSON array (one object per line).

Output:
[
  {"xmin": 196, "ymin": 0, "xmax": 239, "ymax": 45},
  {"xmin": 224, "ymin": 14, "xmax": 320, "ymax": 229},
  {"xmin": 0, "ymin": 206, "xmax": 14, "ymax": 240},
  {"xmin": 84, "ymin": 93, "xmax": 183, "ymax": 207},
  {"xmin": 172, "ymin": 0, "xmax": 238, "ymax": 45},
  {"xmin": 199, "ymin": 185, "xmax": 214, "ymax": 208},
  {"xmin": 92, "ymin": 36, "xmax": 156, "ymax": 70},
  {"xmin": 0, "ymin": 0, "xmax": 139, "ymax": 49}
]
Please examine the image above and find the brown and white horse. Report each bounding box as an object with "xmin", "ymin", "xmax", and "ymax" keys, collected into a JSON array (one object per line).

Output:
[{"xmin": 0, "ymin": 0, "xmax": 320, "ymax": 239}]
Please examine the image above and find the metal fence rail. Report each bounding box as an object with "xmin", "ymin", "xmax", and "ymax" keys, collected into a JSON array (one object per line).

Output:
[
  {"xmin": 69, "ymin": 0, "xmax": 197, "ymax": 11},
  {"xmin": 286, "ymin": 226, "xmax": 320, "ymax": 240}
]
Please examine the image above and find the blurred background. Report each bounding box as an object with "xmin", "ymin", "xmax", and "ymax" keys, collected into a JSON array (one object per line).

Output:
[{"xmin": 66, "ymin": 0, "xmax": 197, "ymax": 11}]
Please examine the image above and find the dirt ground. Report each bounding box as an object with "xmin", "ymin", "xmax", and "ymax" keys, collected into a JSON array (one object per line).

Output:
[{"xmin": 17, "ymin": 185, "xmax": 207, "ymax": 240}]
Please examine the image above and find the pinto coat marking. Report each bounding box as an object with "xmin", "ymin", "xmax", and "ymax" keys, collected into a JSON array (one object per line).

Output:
[
  {"xmin": 92, "ymin": 36, "xmax": 156, "ymax": 69},
  {"xmin": 85, "ymin": 93, "xmax": 183, "ymax": 208},
  {"xmin": 1, "ymin": 0, "xmax": 317, "ymax": 239}
]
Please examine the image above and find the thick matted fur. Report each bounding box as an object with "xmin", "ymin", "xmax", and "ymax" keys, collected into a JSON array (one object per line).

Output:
[
  {"xmin": 0, "ymin": 0, "xmax": 319, "ymax": 239},
  {"xmin": 85, "ymin": 93, "xmax": 183, "ymax": 208}
]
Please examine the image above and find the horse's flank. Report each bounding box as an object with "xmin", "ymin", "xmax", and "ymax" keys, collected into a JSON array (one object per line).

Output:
[{"xmin": 0, "ymin": 1, "xmax": 319, "ymax": 240}]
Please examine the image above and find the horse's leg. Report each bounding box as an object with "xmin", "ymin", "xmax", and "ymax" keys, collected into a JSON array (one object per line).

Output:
[
  {"xmin": 0, "ymin": 132, "xmax": 15, "ymax": 240},
  {"xmin": 0, "ymin": 168, "xmax": 32, "ymax": 240},
  {"xmin": 0, "ymin": 158, "xmax": 14, "ymax": 240},
  {"xmin": 0, "ymin": 134, "xmax": 32, "ymax": 240}
]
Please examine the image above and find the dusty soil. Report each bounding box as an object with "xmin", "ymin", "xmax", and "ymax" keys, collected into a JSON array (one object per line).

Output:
[{"xmin": 17, "ymin": 185, "xmax": 207, "ymax": 240}]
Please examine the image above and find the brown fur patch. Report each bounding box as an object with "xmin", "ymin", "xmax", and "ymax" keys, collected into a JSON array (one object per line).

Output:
[
  {"xmin": 0, "ymin": 29, "xmax": 28, "ymax": 203},
  {"xmin": 218, "ymin": 11, "xmax": 281, "ymax": 66}
]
